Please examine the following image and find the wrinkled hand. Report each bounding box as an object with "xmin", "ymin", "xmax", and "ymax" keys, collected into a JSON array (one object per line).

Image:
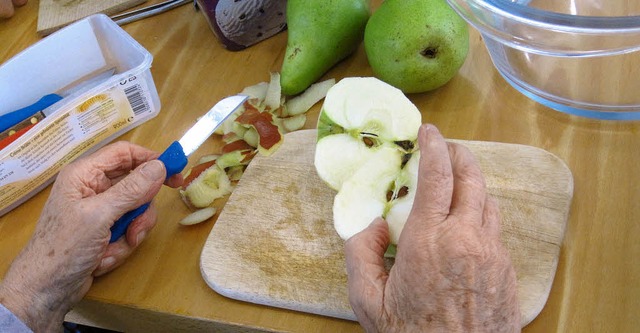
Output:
[
  {"xmin": 345, "ymin": 124, "xmax": 520, "ymax": 332},
  {"xmin": 0, "ymin": 0, "xmax": 27, "ymax": 18},
  {"xmin": 0, "ymin": 141, "xmax": 182, "ymax": 332}
]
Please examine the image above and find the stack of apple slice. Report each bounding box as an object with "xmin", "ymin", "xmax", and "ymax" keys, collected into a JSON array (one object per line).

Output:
[
  {"xmin": 178, "ymin": 73, "xmax": 335, "ymax": 225},
  {"xmin": 314, "ymin": 77, "xmax": 422, "ymax": 247}
]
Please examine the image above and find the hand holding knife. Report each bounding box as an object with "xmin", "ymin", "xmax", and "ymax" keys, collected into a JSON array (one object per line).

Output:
[{"xmin": 109, "ymin": 94, "xmax": 248, "ymax": 243}]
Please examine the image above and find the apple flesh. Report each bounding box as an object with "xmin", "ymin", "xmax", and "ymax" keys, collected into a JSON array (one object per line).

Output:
[
  {"xmin": 315, "ymin": 77, "xmax": 422, "ymax": 190},
  {"xmin": 314, "ymin": 77, "xmax": 422, "ymax": 244},
  {"xmin": 333, "ymin": 148, "xmax": 420, "ymax": 244}
]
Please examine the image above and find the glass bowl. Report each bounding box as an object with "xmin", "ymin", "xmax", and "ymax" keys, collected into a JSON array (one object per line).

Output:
[{"xmin": 446, "ymin": 0, "xmax": 640, "ymax": 120}]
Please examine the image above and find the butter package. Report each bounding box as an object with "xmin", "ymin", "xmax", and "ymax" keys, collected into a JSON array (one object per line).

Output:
[{"xmin": 0, "ymin": 14, "xmax": 161, "ymax": 216}]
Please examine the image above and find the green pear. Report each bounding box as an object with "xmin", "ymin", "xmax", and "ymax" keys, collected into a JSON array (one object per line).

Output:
[
  {"xmin": 364, "ymin": 0, "xmax": 469, "ymax": 93},
  {"xmin": 280, "ymin": 0, "xmax": 370, "ymax": 96}
]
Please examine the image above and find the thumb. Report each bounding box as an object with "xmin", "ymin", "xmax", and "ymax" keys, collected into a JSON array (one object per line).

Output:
[
  {"xmin": 344, "ymin": 217, "xmax": 391, "ymax": 322},
  {"xmin": 97, "ymin": 159, "xmax": 166, "ymax": 221}
]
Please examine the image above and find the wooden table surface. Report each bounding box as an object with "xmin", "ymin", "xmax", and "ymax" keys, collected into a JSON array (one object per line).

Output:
[{"xmin": 1, "ymin": 1, "xmax": 638, "ymax": 332}]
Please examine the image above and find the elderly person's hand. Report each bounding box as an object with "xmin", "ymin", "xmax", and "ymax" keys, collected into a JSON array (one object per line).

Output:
[
  {"xmin": 0, "ymin": 0, "xmax": 27, "ymax": 18},
  {"xmin": 345, "ymin": 124, "xmax": 521, "ymax": 332},
  {"xmin": 0, "ymin": 141, "xmax": 182, "ymax": 332}
]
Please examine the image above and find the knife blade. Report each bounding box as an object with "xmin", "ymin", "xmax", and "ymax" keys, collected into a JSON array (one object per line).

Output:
[{"xmin": 109, "ymin": 94, "xmax": 249, "ymax": 243}]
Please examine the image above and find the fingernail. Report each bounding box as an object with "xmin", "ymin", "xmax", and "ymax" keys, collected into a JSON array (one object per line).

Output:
[
  {"xmin": 135, "ymin": 231, "xmax": 147, "ymax": 246},
  {"xmin": 100, "ymin": 256, "xmax": 116, "ymax": 269},
  {"xmin": 140, "ymin": 160, "xmax": 165, "ymax": 179}
]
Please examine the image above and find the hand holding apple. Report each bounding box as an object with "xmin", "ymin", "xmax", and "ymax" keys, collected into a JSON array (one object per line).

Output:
[{"xmin": 344, "ymin": 124, "xmax": 521, "ymax": 332}]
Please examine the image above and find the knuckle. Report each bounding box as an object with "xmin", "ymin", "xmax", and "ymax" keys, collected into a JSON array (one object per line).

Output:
[{"xmin": 115, "ymin": 178, "xmax": 147, "ymax": 202}]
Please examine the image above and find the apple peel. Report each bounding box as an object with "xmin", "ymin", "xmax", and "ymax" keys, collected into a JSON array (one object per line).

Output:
[
  {"xmin": 264, "ymin": 72, "xmax": 282, "ymax": 111},
  {"xmin": 236, "ymin": 106, "xmax": 284, "ymax": 155},
  {"xmin": 180, "ymin": 150, "xmax": 251, "ymax": 208},
  {"xmin": 240, "ymin": 81, "xmax": 269, "ymax": 100},
  {"xmin": 284, "ymin": 78, "xmax": 336, "ymax": 116},
  {"xmin": 182, "ymin": 159, "xmax": 217, "ymax": 190},
  {"xmin": 178, "ymin": 72, "xmax": 335, "ymax": 222},
  {"xmin": 281, "ymin": 114, "xmax": 307, "ymax": 132},
  {"xmin": 197, "ymin": 154, "xmax": 220, "ymax": 165},
  {"xmin": 180, "ymin": 164, "xmax": 232, "ymax": 209},
  {"xmin": 179, "ymin": 207, "xmax": 217, "ymax": 225},
  {"xmin": 222, "ymin": 139, "xmax": 254, "ymax": 154}
]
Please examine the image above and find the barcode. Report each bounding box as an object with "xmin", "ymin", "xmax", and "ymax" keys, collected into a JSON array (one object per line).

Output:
[{"xmin": 124, "ymin": 84, "xmax": 150, "ymax": 116}]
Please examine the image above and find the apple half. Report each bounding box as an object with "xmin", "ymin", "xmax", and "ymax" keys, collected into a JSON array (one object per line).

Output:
[{"xmin": 314, "ymin": 77, "xmax": 422, "ymax": 244}]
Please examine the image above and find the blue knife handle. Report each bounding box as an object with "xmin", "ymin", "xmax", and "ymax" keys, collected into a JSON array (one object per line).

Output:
[
  {"xmin": 0, "ymin": 94, "xmax": 63, "ymax": 132},
  {"xmin": 109, "ymin": 141, "xmax": 188, "ymax": 243}
]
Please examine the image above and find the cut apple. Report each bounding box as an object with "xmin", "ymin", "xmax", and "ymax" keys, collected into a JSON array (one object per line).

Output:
[
  {"xmin": 384, "ymin": 152, "xmax": 420, "ymax": 243},
  {"xmin": 314, "ymin": 77, "xmax": 422, "ymax": 245},
  {"xmin": 332, "ymin": 148, "xmax": 400, "ymax": 240},
  {"xmin": 315, "ymin": 77, "xmax": 422, "ymax": 190},
  {"xmin": 334, "ymin": 150, "xmax": 420, "ymax": 243}
]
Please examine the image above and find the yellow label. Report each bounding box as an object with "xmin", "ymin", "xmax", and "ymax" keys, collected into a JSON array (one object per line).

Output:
[{"xmin": 0, "ymin": 80, "xmax": 152, "ymax": 215}]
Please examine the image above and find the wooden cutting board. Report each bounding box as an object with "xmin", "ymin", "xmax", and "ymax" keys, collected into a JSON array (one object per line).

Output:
[
  {"xmin": 200, "ymin": 129, "xmax": 573, "ymax": 327},
  {"xmin": 37, "ymin": 0, "xmax": 146, "ymax": 36}
]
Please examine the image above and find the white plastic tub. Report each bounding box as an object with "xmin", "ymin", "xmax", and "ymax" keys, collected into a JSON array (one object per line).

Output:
[{"xmin": 0, "ymin": 14, "xmax": 161, "ymax": 216}]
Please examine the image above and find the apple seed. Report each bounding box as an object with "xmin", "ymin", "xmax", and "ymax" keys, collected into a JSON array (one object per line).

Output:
[
  {"xmin": 395, "ymin": 140, "xmax": 415, "ymax": 152},
  {"xmin": 401, "ymin": 153, "xmax": 412, "ymax": 168}
]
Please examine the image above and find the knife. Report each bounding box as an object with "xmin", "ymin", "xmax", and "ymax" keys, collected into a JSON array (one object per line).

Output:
[
  {"xmin": 109, "ymin": 94, "xmax": 249, "ymax": 243},
  {"xmin": 0, "ymin": 67, "xmax": 116, "ymax": 133}
]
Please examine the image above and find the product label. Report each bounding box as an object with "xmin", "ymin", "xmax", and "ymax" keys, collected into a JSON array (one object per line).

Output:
[{"xmin": 0, "ymin": 76, "xmax": 154, "ymax": 215}]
